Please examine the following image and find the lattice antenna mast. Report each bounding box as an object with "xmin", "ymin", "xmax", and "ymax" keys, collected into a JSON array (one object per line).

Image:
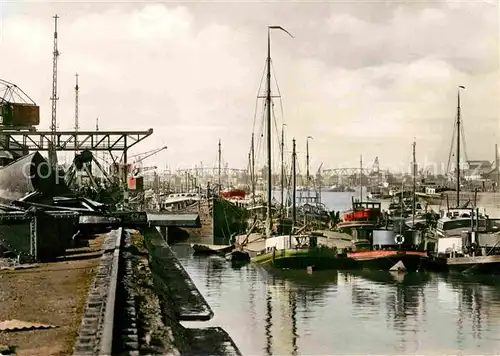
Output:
[
  {"xmin": 74, "ymin": 73, "xmax": 79, "ymax": 150},
  {"xmin": 49, "ymin": 14, "xmax": 60, "ymax": 167}
]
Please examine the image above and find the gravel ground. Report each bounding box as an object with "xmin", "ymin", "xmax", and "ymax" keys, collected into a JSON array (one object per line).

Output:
[{"xmin": 0, "ymin": 236, "xmax": 103, "ymax": 356}]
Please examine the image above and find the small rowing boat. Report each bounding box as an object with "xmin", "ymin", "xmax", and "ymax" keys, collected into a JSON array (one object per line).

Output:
[{"xmin": 190, "ymin": 243, "xmax": 234, "ymax": 255}]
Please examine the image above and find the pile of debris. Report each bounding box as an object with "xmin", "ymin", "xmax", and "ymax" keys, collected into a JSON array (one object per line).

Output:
[{"xmin": 0, "ymin": 152, "xmax": 147, "ymax": 263}]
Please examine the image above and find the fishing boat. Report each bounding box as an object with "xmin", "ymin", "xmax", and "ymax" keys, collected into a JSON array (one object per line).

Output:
[
  {"xmin": 227, "ymin": 26, "xmax": 350, "ymax": 269},
  {"xmin": 211, "ymin": 139, "xmax": 249, "ymax": 245},
  {"xmin": 443, "ymin": 208, "xmax": 500, "ymax": 274},
  {"xmin": 250, "ymin": 232, "xmax": 356, "ymax": 270},
  {"xmin": 246, "ymin": 127, "xmax": 349, "ymax": 269},
  {"xmin": 427, "ymin": 86, "xmax": 500, "ymax": 274}
]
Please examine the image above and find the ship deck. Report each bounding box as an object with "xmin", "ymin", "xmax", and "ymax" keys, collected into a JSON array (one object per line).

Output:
[{"xmin": 236, "ymin": 230, "xmax": 353, "ymax": 255}]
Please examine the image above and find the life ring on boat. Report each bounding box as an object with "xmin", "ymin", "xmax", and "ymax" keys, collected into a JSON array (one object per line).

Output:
[{"xmin": 395, "ymin": 234, "xmax": 405, "ymax": 245}]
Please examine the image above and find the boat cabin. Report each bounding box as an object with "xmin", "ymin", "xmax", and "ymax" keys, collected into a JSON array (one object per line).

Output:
[
  {"xmin": 435, "ymin": 209, "xmax": 500, "ymax": 256},
  {"xmin": 263, "ymin": 234, "xmax": 316, "ymax": 253},
  {"xmin": 343, "ymin": 202, "xmax": 382, "ymax": 222}
]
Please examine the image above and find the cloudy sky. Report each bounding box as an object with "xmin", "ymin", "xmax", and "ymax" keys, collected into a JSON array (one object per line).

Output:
[{"xmin": 0, "ymin": 0, "xmax": 498, "ymax": 174}]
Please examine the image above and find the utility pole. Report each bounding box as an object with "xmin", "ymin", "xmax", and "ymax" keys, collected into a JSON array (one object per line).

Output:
[
  {"xmin": 74, "ymin": 73, "xmax": 79, "ymax": 152},
  {"xmin": 49, "ymin": 14, "xmax": 60, "ymax": 168}
]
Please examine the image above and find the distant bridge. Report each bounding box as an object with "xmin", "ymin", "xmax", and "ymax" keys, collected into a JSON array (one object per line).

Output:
[
  {"xmin": 321, "ymin": 168, "xmax": 374, "ymax": 177},
  {"xmin": 177, "ymin": 167, "xmax": 248, "ymax": 179}
]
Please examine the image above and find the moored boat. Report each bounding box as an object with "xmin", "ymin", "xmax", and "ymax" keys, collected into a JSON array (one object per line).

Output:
[
  {"xmin": 435, "ymin": 208, "xmax": 500, "ymax": 274},
  {"xmin": 250, "ymin": 233, "xmax": 356, "ymax": 270},
  {"xmin": 348, "ymin": 249, "xmax": 428, "ymax": 272},
  {"xmin": 338, "ymin": 141, "xmax": 433, "ymax": 273},
  {"xmin": 220, "ymin": 187, "xmax": 246, "ymax": 199},
  {"xmin": 191, "ymin": 243, "xmax": 234, "ymax": 255}
]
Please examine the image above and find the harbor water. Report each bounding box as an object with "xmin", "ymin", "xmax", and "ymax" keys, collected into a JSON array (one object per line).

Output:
[{"xmin": 173, "ymin": 191, "xmax": 500, "ymax": 355}]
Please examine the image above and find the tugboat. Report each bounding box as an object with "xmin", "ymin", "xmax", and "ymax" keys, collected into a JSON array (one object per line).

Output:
[
  {"xmin": 340, "ymin": 143, "xmax": 430, "ymax": 272},
  {"xmin": 346, "ymin": 217, "xmax": 429, "ymax": 272},
  {"xmin": 337, "ymin": 200, "xmax": 428, "ymax": 272}
]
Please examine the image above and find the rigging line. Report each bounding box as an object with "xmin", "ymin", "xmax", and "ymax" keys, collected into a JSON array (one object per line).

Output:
[
  {"xmin": 255, "ymin": 100, "xmax": 267, "ymax": 167},
  {"xmin": 460, "ymin": 120, "xmax": 469, "ymax": 162},
  {"xmin": 270, "ymin": 59, "xmax": 287, "ymax": 131},
  {"xmin": 252, "ymin": 59, "xmax": 269, "ymax": 134},
  {"xmin": 272, "ymin": 101, "xmax": 283, "ymax": 168},
  {"xmin": 446, "ymin": 121, "xmax": 457, "ymax": 176}
]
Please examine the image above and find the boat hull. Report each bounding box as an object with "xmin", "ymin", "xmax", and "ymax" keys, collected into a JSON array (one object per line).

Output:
[
  {"xmin": 423, "ymin": 256, "xmax": 448, "ymax": 272},
  {"xmin": 252, "ymin": 247, "xmax": 358, "ymax": 270},
  {"xmin": 191, "ymin": 243, "xmax": 233, "ymax": 255},
  {"xmin": 446, "ymin": 255, "xmax": 500, "ymax": 274},
  {"xmin": 225, "ymin": 250, "xmax": 251, "ymax": 264},
  {"xmin": 211, "ymin": 197, "xmax": 249, "ymax": 245},
  {"xmin": 349, "ymin": 269, "xmax": 432, "ymax": 285},
  {"xmin": 348, "ymin": 250, "xmax": 428, "ymax": 272}
]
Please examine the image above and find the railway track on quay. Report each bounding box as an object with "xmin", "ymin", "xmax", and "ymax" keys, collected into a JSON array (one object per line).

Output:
[{"xmin": 72, "ymin": 227, "xmax": 137, "ymax": 355}]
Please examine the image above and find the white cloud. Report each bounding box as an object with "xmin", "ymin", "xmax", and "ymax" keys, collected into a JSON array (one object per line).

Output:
[{"xmin": 0, "ymin": 1, "xmax": 497, "ymax": 173}]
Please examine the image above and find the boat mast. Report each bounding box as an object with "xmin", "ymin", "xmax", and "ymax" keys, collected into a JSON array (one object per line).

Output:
[
  {"xmin": 317, "ymin": 163, "xmax": 323, "ymax": 207},
  {"xmin": 456, "ymin": 85, "xmax": 465, "ymax": 207},
  {"xmin": 247, "ymin": 151, "xmax": 251, "ymax": 192},
  {"xmin": 251, "ymin": 133, "xmax": 256, "ymax": 206},
  {"xmin": 265, "ymin": 25, "xmax": 293, "ymax": 238},
  {"xmin": 281, "ymin": 124, "xmax": 286, "ymax": 212},
  {"xmin": 265, "ymin": 28, "xmax": 272, "ymax": 237},
  {"xmin": 292, "ymin": 138, "xmax": 297, "ymax": 226},
  {"xmin": 306, "ymin": 136, "xmax": 313, "ymax": 202},
  {"xmin": 360, "ymin": 155, "xmax": 363, "ymax": 201},
  {"xmin": 218, "ymin": 138, "xmax": 221, "ymax": 195},
  {"xmin": 306, "ymin": 138, "xmax": 310, "ymax": 199},
  {"xmin": 412, "ymin": 139, "xmax": 416, "ymax": 226}
]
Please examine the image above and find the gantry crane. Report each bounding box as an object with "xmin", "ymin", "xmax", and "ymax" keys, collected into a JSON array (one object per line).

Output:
[
  {"xmin": 0, "ymin": 78, "xmax": 39, "ymax": 129},
  {"xmin": 112, "ymin": 145, "xmax": 167, "ymax": 175},
  {"xmin": 0, "ymin": 78, "xmax": 39, "ymax": 165}
]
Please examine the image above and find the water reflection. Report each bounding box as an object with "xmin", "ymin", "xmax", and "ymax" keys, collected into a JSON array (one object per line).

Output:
[
  {"xmin": 263, "ymin": 272, "xmax": 307, "ymax": 356},
  {"xmin": 172, "ymin": 244, "xmax": 500, "ymax": 355},
  {"xmin": 264, "ymin": 288, "xmax": 272, "ymax": 356},
  {"xmin": 204, "ymin": 256, "xmax": 224, "ymax": 298}
]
